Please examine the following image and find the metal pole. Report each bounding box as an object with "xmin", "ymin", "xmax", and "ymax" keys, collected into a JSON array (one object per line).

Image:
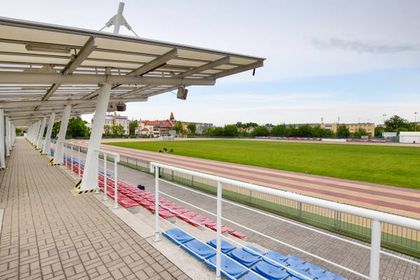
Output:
[
  {"xmin": 113, "ymin": 2, "xmax": 125, "ymax": 34},
  {"xmin": 369, "ymin": 219, "xmax": 381, "ymax": 280},
  {"xmin": 78, "ymin": 146, "xmax": 81, "ymax": 177},
  {"xmin": 216, "ymin": 180, "xmax": 222, "ymax": 279},
  {"xmin": 113, "ymin": 155, "xmax": 118, "ymax": 209},
  {"xmin": 71, "ymin": 144, "xmax": 74, "ymax": 172},
  {"xmin": 154, "ymin": 166, "xmax": 160, "ymax": 242},
  {"xmin": 103, "ymin": 153, "xmax": 108, "ymax": 201}
]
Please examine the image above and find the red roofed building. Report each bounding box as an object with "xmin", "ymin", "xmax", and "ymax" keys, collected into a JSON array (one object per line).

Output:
[{"xmin": 136, "ymin": 113, "xmax": 175, "ymax": 137}]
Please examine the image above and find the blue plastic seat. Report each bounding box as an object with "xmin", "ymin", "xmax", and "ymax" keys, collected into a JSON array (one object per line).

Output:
[
  {"xmin": 306, "ymin": 263, "xmax": 326, "ymax": 278},
  {"xmin": 263, "ymin": 251, "xmax": 288, "ymax": 267},
  {"xmin": 321, "ymin": 271, "xmax": 346, "ymax": 280},
  {"xmin": 162, "ymin": 228, "xmax": 194, "ymax": 245},
  {"xmin": 207, "ymin": 239, "xmax": 236, "ymax": 253},
  {"xmin": 286, "ymin": 266, "xmax": 313, "ymax": 280},
  {"xmin": 206, "ymin": 255, "xmax": 248, "ymax": 279},
  {"xmin": 243, "ymin": 245, "xmax": 265, "ymax": 257},
  {"xmin": 240, "ymin": 271, "xmax": 266, "ymax": 280},
  {"xmin": 181, "ymin": 239, "xmax": 216, "ymax": 261},
  {"xmin": 229, "ymin": 248, "xmax": 261, "ymax": 267},
  {"xmin": 252, "ymin": 260, "xmax": 289, "ymax": 280},
  {"xmin": 285, "ymin": 255, "xmax": 305, "ymax": 266}
]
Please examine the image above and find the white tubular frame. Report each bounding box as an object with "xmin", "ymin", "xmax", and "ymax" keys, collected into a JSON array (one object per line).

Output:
[
  {"xmin": 150, "ymin": 162, "xmax": 420, "ymax": 280},
  {"xmin": 94, "ymin": 148, "xmax": 120, "ymax": 208},
  {"xmin": 63, "ymin": 142, "xmax": 120, "ymax": 208}
]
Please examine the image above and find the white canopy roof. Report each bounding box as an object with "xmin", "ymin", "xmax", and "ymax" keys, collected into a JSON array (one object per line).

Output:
[{"xmin": 0, "ymin": 17, "xmax": 264, "ymax": 125}]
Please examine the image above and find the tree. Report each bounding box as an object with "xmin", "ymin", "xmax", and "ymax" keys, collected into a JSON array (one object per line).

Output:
[
  {"xmin": 375, "ymin": 126, "xmax": 384, "ymax": 138},
  {"xmin": 129, "ymin": 120, "xmax": 138, "ymax": 135},
  {"xmin": 296, "ymin": 125, "xmax": 313, "ymax": 137},
  {"xmin": 112, "ymin": 124, "xmax": 124, "ymax": 136},
  {"xmin": 251, "ymin": 126, "xmax": 269, "ymax": 137},
  {"xmin": 51, "ymin": 117, "xmax": 89, "ymax": 139},
  {"xmin": 223, "ymin": 125, "xmax": 238, "ymax": 137},
  {"xmin": 271, "ymin": 125, "xmax": 289, "ymax": 137},
  {"xmin": 67, "ymin": 117, "xmax": 89, "ymax": 138},
  {"xmin": 352, "ymin": 128, "xmax": 369, "ymax": 138},
  {"xmin": 187, "ymin": 123, "xmax": 196, "ymax": 134},
  {"xmin": 336, "ymin": 125, "xmax": 350, "ymax": 138},
  {"xmin": 384, "ymin": 115, "xmax": 409, "ymax": 132},
  {"xmin": 104, "ymin": 125, "xmax": 112, "ymax": 136},
  {"xmin": 212, "ymin": 127, "xmax": 224, "ymax": 136},
  {"xmin": 173, "ymin": 121, "xmax": 184, "ymax": 135},
  {"xmin": 15, "ymin": 128, "xmax": 23, "ymax": 136}
]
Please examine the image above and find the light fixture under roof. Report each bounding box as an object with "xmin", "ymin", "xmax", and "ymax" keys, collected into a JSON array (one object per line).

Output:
[
  {"xmin": 177, "ymin": 86, "xmax": 188, "ymax": 100},
  {"xmin": 25, "ymin": 43, "xmax": 71, "ymax": 54}
]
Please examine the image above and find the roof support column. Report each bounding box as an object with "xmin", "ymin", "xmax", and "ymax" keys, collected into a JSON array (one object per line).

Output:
[
  {"xmin": 5, "ymin": 117, "xmax": 10, "ymax": 156},
  {"xmin": 36, "ymin": 117, "xmax": 47, "ymax": 150},
  {"xmin": 0, "ymin": 109, "xmax": 5, "ymax": 169},
  {"xmin": 80, "ymin": 83, "xmax": 112, "ymax": 191},
  {"xmin": 29, "ymin": 121, "xmax": 40, "ymax": 144},
  {"xmin": 53, "ymin": 105, "xmax": 72, "ymax": 165},
  {"xmin": 42, "ymin": 112, "xmax": 55, "ymax": 155}
]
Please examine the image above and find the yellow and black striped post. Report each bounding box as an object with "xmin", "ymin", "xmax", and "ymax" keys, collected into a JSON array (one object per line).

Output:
[{"xmin": 74, "ymin": 179, "xmax": 82, "ymax": 190}]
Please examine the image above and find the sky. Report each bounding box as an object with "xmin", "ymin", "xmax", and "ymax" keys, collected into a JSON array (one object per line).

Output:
[{"xmin": 2, "ymin": 0, "xmax": 420, "ymax": 125}]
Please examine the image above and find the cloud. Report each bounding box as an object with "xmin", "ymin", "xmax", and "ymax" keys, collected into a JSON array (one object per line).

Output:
[{"xmin": 313, "ymin": 38, "xmax": 419, "ymax": 54}]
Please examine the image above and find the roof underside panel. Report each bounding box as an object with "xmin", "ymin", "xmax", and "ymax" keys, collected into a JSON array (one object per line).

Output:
[{"xmin": 0, "ymin": 17, "xmax": 264, "ymax": 124}]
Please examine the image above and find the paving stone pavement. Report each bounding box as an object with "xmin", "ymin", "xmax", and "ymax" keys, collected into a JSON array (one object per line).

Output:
[
  {"xmin": 0, "ymin": 139, "xmax": 191, "ymax": 280},
  {"xmin": 115, "ymin": 158, "xmax": 420, "ymax": 280}
]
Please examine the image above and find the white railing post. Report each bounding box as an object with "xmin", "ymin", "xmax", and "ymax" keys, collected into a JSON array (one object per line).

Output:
[
  {"xmin": 103, "ymin": 153, "xmax": 108, "ymax": 201},
  {"xmin": 70, "ymin": 144, "xmax": 74, "ymax": 172},
  {"xmin": 154, "ymin": 166, "xmax": 160, "ymax": 242},
  {"xmin": 113, "ymin": 155, "xmax": 118, "ymax": 209},
  {"xmin": 369, "ymin": 219, "xmax": 381, "ymax": 280},
  {"xmin": 63, "ymin": 142, "xmax": 66, "ymax": 167},
  {"xmin": 216, "ymin": 180, "xmax": 222, "ymax": 280},
  {"xmin": 78, "ymin": 146, "xmax": 81, "ymax": 177}
]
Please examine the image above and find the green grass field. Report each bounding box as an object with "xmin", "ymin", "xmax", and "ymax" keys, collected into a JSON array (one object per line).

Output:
[{"xmin": 107, "ymin": 140, "xmax": 420, "ymax": 189}]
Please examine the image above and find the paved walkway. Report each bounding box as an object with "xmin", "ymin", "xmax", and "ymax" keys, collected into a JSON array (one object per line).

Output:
[
  {"xmin": 0, "ymin": 139, "xmax": 190, "ymax": 280},
  {"xmin": 76, "ymin": 141, "xmax": 420, "ymax": 219},
  {"xmin": 114, "ymin": 157, "xmax": 420, "ymax": 280}
]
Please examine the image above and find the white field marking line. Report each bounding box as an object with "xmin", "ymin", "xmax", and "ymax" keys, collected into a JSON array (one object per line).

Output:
[
  {"xmin": 159, "ymin": 200, "xmax": 316, "ymax": 280},
  {"xmin": 158, "ymin": 210, "xmax": 313, "ymax": 280},
  {"xmin": 158, "ymin": 190, "xmax": 359, "ymax": 279},
  {"xmin": 160, "ymin": 178, "xmax": 420, "ymax": 267}
]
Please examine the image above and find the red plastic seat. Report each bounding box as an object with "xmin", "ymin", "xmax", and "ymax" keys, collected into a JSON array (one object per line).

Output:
[{"xmin": 231, "ymin": 231, "xmax": 246, "ymax": 239}]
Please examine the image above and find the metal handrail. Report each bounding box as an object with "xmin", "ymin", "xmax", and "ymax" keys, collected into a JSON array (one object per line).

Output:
[{"xmin": 150, "ymin": 161, "xmax": 420, "ymax": 280}]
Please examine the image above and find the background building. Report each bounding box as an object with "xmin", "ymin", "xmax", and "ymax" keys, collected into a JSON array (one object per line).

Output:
[
  {"xmin": 102, "ymin": 114, "xmax": 129, "ymax": 135},
  {"xmin": 399, "ymin": 132, "xmax": 420, "ymax": 144},
  {"xmin": 300, "ymin": 122, "xmax": 376, "ymax": 137}
]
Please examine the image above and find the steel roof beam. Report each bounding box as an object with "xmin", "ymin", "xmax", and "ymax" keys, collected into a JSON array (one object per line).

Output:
[
  {"xmin": 176, "ymin": 56, "xmax": 231, "ymax": 78},
  {"xmin": 40, "ymin": 37, "xmax": 97, "ymax": 102},
  {"xmin": 0, "ymin": 72, "xmax": 215, "ymax": 86},
  {"xmin": 213, "ymin": 60, "xmax": 264, "ymax": 79},
  {"xmin": 128, "ymin": 48, "xmax": 178, "ymax": 76},
  {"xmin": 0, "ymin": 96, "xmax": 147, "ymax": 109}
]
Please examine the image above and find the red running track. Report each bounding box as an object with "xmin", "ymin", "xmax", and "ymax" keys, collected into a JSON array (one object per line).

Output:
[{"xmin": 74, "ymin": 140, "xmax": 420, "ymax": 219}]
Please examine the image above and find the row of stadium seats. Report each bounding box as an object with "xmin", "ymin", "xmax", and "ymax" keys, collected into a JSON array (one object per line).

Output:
[
  {"xmin": 62, "ymin": 156, "xmax": 246, "ymax": 239},
  {"xmin": 163, "ymin": 228, "xmax": 345, "ymax": 280}
]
